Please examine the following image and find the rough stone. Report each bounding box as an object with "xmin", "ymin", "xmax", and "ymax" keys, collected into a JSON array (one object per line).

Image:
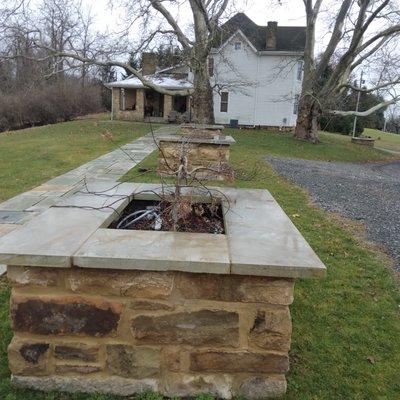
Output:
[
  {"xmin": 238, "ymin": 376, "xmax": 287, "ymax": 399},
  {"xmin": 132, "ymin": 310, "xmax": 239, "ymax": 346},
  {"xmin": 7, "ymin": 265, "xmax": 61, "ymax": 287},
  {"xmin": 163, "ymin": 373, "xmax": 233, "ymax": 399},
  {"xmin": 178, "ymin": 273, "xmax": 295, "ymax": 305},
  {"xmin": 11, "ymin": 375, "xmax": 159, "ymax": 396},
  {"xmin": 8, "ymin": 337, "xmax": 51, "ymax": 375},
  {"xmin": 66, "ymin": 268, "xmax": 174, "ymax": 299},
  {"xmin": 11, "ymin": 294, "xmax": 122, "ymax": 336},
  {"xmin": 162, "ymin": 347, "xmax": 184, "ymax": 372},
  {"xmin": 54, "ymin": 343, "xmax": 99, "ymax": 362},
  {"xmin": 128, "ymin": 300, "xmax": 175, "ymax": 311},
  {"xmin": 249, "ymin": 309, "xmax": 292, "ymax": 352},
  {"xmin": 190, "ymin": 351, "xmax": 289, "ymax": 373},
  {"xmin": 55, "ymin": 364, "xmax": 101, "ymax": 374},
  {"xmin": 106, "ymin": 344, "xmax": 160, "ymax": 379}
]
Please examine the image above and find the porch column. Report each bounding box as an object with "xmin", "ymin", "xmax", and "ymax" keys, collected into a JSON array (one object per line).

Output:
[
  {"xmin": 164, "ymin": 95, "xmax": 173, "ymax": 120},
  {"xmin": 136, "ymin": 89, "xmax": 145, "ymax": 119}
]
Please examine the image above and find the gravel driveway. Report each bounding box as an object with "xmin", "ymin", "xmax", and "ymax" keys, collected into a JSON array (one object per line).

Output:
[{"xmin": 267, "ymin": 156, "xmax": 400, "ymax": 271}]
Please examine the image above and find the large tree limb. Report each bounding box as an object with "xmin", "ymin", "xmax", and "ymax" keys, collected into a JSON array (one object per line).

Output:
[
  {"xmin": 316, "ymin": 0, "xmax": 352, "ymax": 74},
  {"xmin": 350, "ymin": 36, "xmax": 389, "ymax": 71},
  {"xmin": 356, "ymin": 24, "xmax": 400, "ymax": 55},
  {"xmin": 149, "ymin": 0, "xmax": 192, "ymax": 49},
  {"xmin": 328, "ymin": 97, "xmax": 399, "ymax": 117},
  {"xmin": 339, "ymin": 77, "xmax": 400, "ymax": 93},
  {"xmin": 26, "ymin": 43, "xmax": 193, "ymax": 96}
]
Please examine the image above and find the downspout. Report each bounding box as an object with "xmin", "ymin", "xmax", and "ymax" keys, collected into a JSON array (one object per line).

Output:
[
  {"xmin": 110, "ymin": 87, "xmax": 114, "ymax": 121},
  {"xmin": 253, "ymin": 53, "xmax": 260, "ymax": 126}
]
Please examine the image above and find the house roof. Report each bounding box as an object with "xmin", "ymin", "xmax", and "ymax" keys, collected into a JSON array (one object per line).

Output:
[
  {"xmin": 105, "ymin": 74, "xmax": 193, "ymax": 90},
  {"xmin": 217, "ymin": 13, "xmax": 306, "ymax": 52}
]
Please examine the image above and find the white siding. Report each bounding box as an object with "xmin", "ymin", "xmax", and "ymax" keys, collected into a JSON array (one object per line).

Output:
[{"xmin": 211, "ymin": 33, "xmax": 302, "ymax": 127}]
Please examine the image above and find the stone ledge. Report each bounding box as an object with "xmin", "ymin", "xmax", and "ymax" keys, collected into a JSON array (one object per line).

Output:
[
  {"xmin": 0, "ymin": 183, "xmax": 326, "ymax": 279},
  {"xmin": 158, "ymin": 134, "xmax": 236, "ymax": 145},
  {"xmin": 74, "ymin": 229, "xmax": 230, "ymax": 274},
  {"xmin": 11, "ymin": 375, "xmax": 159, "ymax": 396}
]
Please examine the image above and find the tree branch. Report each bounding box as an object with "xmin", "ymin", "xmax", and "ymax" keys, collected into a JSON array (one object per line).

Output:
[
  {"xmin": 339, "ymin": 77, "xmax": 400, "ymax": 94},
  {"xmin": 30, "ymin": 42, "xmax": 193, "ymax": 96},
  {"xmin": 149, "ymin": 0, "xmax": 192, "ymax": 49},
  {"xmin": 328, "ymin": 97, "xmax": 399, "ymax": 117}
]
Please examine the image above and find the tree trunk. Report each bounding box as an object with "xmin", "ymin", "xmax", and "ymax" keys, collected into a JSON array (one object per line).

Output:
[
  {"xmin": 191, "ymin": 63, "xmax": 215, "ymax": 124},
  {"xmin": 294, "ymin": 95, "xmax": 320, "ymax": 143}
]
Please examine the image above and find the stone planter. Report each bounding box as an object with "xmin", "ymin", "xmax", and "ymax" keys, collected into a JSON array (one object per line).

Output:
[
  {"xmin": 351, "ymin": 137, "xmax": 375, "ymax": 147},
  {"xmin": 158, "ymin": 124, "xmax": 236, "ymax": 181},
  {"xmin": 0, "ymin": 182, "xmax": 326, "ymax": 399}
]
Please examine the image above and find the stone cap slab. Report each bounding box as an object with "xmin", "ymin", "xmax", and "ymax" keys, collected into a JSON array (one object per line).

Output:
[
  {"xmin": 74, "ymin": 229, "xmax": 230, "ymax": 274},
  {"xmin": 158, "ymin": 134, "xmax": 236, "ymax": 146},
  {"xmin": 180, "ymin": 124, "xmax": 224, "ymax": 131},
  {"xmin": 0, "ymin": 182, "xmax": 326, "ymax": 279}
]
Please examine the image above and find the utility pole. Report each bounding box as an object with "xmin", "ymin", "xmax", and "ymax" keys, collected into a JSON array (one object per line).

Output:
[{"xmin": 352, "ymin": 70, "xmax": 364, "ymax": 138}]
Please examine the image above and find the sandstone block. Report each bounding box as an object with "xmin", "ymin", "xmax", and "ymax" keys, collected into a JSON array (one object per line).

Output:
[
  {"xmin": 238, "ymin": 376, "xmax": 287, "ymax": 399},
  {"xmin": 249, "ymin": 309, "xmax": 292, "ymax": 352},
  {"xmin": 7, "ymin": 265, "xmax": 61, "ymax": 287},
  {"xmin": 11, "ymin": 375, "xmax": 159, "ymax": 396},
  {"xmin": 198, "ymin": 145, "xmax": 229, "ymax": 162},
  {"xmin": 163, "ymin": 373, "xmax": 233, "ymax": 399},
  {"xmin": 66, "ymin": 268, "xmax": 174, "ymax": 299},
  {"xmin": 128, "ymin": 300, "xmax": 174, "ymax": 311},
  {"xmin": 8, "ymin": 337, "xmax": 51, "ymax": 375},
  {"xmin": 178, "ymin": 273, "xmax": 294, "ymax": 305},
  {"xmin": 162, "ymin": 347, "xmax": 184, "ymax": 372},
  {"xmin": 106, "ymin": 344, "xmax": 160, "ymax": 379},
  {"xmin": 55, "ymin": 364, "xmax": 101, "ymax": 374},
  {"xmin": 54, "ymin": 343, "xmax": 99, "ymax": 362},
  {"xmin": 11, "ymin": 294, "xmax": 122, "ymax": 336},
  {"xmin": 190, "ymin": 351, "xmax": 289, "ymax": 373},
  {"xmin": 132, "ymin": 310, "xmax": 239, "ymax": 346}
]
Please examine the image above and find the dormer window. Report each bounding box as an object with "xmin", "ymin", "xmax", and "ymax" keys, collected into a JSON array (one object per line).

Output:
[{"xmin": 234, "ymin": 42, "xmax": 242, "ymax": 50}]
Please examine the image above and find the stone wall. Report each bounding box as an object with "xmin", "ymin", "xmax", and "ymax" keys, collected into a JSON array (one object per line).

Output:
[
  {"xmin": 158, "ymin": 141, "xmax": 234, "ymax": 181},
  {"xmin": 7, "ymin": 265, "xmax": 294, "ymax": 398},
  {"xmin": 112, "ymin": 88, "xmax": 145, "ymax": 122}
]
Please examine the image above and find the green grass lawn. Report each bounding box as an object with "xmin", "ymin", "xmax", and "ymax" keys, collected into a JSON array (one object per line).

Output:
[
  {"xmin": 0, "ymin": 126, "xmax": 399, "ymax": 399},
  {"xmin": 364, "ymin": 128, "xmax": 400, "ymax": 153},
  {"xmin": 0, "ymin": 114, "xmax": 159, "ymax": 202}
]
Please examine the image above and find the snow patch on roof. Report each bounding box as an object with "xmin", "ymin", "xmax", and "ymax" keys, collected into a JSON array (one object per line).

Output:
[{"xmin": 106, "ymin": 74, "xmax": 193, "ymax": 90}]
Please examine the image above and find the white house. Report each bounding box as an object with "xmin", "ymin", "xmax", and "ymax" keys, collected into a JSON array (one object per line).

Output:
[{"xmin": 106, "ymin": 13, "xmax": 305, "ymax": 128}]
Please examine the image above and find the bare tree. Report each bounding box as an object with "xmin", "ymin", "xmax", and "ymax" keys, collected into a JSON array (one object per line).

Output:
[
  {"xmin": 11, "ymin": 0, "xmax": 237, "ymax": 124},
  {"xmin": 294, "ymin": 0, "xmax": 400, "ymax": 142}
]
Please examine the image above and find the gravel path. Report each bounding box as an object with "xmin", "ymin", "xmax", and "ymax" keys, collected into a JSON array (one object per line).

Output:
[{"xmin": 267, "ymin": 156, "xmax": 400, "ymax": 271}]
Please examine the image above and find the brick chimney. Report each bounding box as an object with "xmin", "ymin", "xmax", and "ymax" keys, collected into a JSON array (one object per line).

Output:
[
  {"xmin": 266, "ymin": 21, "xmax": 278, "ymax": 50},
  {"xmin": 141, "ymin": 53, "xmax": 158, "ymax": 76}
]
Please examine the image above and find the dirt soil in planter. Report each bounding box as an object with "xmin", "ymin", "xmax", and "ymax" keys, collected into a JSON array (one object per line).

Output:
[{"xmin": 109, "ymin": 199, "xmax": 225, "ymax": 234}]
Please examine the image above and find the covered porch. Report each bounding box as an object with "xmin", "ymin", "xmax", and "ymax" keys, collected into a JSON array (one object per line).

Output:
[{"xmin": 107, "ymin": 75, "xmax": 193, "ymax": 123}]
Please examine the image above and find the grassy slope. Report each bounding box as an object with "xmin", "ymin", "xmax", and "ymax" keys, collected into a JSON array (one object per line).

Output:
[
  {"xmin": 0, "ymin": 127, "xmax": 399, "ymax": 399},
  {"xmin": 0, "ymin": 115, "xmax": 159, "ymax": 202},
  {"xmin": 364, "ymin": 128, "xmax": 400, "ymax": 153},
  {"xmin": 121, "ymin": 129, "xmax": 400, "ymax": 399}
]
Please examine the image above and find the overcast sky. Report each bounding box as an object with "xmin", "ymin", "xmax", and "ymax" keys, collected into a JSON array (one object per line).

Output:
[{"xmin": 86, "ymin": 0, "xmax": 308, "ymax": 32}]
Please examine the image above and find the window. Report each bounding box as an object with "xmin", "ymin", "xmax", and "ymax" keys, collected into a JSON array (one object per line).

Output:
[
  {"xmin": 293, "ymin": 94, "xmax": 300, "ymax": 115},
  {"xmin": 208, "ymin": 57, "xmax": 214, "ymax": 77},
  {"xmin": 297, "ymin": 60, "xmax": 304, "ymax": 81},
  {"xmin": 220, "ymin": 92, "xmax": 229, "ymax": 112},
  {"xmin": 234, "ymin": 42, "xmax": 242, "ymax": 50},
  {"xmin": 119, "ymin": 88, "xmax": 126, "ymax": 111}
]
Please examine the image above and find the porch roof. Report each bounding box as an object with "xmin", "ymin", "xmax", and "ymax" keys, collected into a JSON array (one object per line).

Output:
[{"xmin": 105, "ymin": 74, "xmax": 193, "ymax": 91}]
